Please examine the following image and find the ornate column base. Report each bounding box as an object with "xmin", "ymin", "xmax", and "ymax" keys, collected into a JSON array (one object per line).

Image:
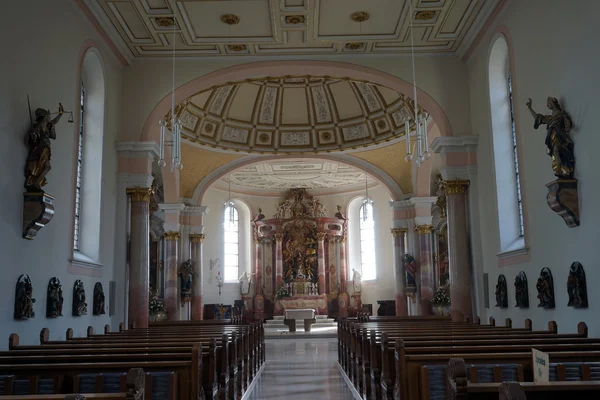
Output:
[
  {"xmin": 350, "ymin": 293, "xmax": 362, "ymax": 317},
  {"xmin": 546, "ymin": 179, "xmax": 579, "ymax": 227},
  {"xmin": 191, "ymin": 295, "xmax": 203, "ymax": 320},
  {"xmin": 395, "ymin": 294, "xmax": 408, "ymax": 316},
  {"xmin": 253, "ymin": 294, "xmax": 265, "ymax": 320},
  {"xmin": 23, "ymin": 192, "xmax": 55, "ymax": 240},
  {"xmin": 337, "ymin": 292, "xmax": 349, "ymax": 318}
]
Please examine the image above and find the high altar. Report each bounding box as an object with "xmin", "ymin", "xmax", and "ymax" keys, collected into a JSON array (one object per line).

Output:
[{"xmin": 251, "ymin": 189, "xmax": 353, "ymax": 319}]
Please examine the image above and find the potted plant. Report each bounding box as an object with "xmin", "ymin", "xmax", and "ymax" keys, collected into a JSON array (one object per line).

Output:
[
  {"xmin": 275, "ymin": 284, "xmax": 291, "ymax": 300},
  {"xmin": 432, "ymin": 285, "xmax": 450, "ymax": 316},
  {"xmin": 149, "ymin": 287, "xmax": 167, "ymax": 322}
]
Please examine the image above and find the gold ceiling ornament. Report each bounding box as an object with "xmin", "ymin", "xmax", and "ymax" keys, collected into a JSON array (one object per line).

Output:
[
  {"xmin": 126, "ymin": 187, "xmax": 152, "ymax": 203},
  {"xmin": 189, "ymin": 233, "xmax": 206, "ymax": 243},
  {"xmin": 445, "ymin": 179, "xmax": 470, "ymax": 195},
  {"xmin": 345, "ymin": 42, "xmax": 364, "ymax": 50},
  {"xmin": 221, "ymin": 14, "xmax": 240, "ymax": 25},
  {"xmin": 285, "ymin": 15, "xmax": 305, "ymax": 24},
  {"xmin": 414, "ymin": 224, "xmax": 434, "ymax": 235},
  {"xmin": 391, "ymin": 228, "xmax": 408, "ymax": 237},
  {"xmin": 227, "ymin": 44, "xmax": 247, "ymax": 52},
  {"xmin": 156, "ymin": 17, "xmax": 176, "ymax": 27},
  {"xmin": 163, "ymin": 231, "xmax": 181, "ymax": 241},
  {"xmin": 350, "ymin": 11, "xmax": 370, "ymax": 22},
  {"xmin": 415, "ymin": 10, "xmax": 436, "ymax": 20}
]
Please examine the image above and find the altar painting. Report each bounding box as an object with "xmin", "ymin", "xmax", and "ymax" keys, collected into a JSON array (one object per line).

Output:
[{"xmin": 283, "ymin": 220, "xmax": 318, "ymax": 282}]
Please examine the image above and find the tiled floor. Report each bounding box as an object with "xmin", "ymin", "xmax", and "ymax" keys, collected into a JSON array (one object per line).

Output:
[{"xmin": 247, "ymin": 338, "xmax": 355, "ymax": 399}]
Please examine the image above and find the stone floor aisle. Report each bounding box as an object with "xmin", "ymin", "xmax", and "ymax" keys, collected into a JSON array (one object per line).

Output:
[{"xmin": 247, "ymin": 338, "xmax": 355, "ymax": 399}]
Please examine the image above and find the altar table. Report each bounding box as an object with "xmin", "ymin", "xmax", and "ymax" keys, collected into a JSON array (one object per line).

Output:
[{"xmin": 283, "ymin": 308, "xmax": 317, "ymax": 332}]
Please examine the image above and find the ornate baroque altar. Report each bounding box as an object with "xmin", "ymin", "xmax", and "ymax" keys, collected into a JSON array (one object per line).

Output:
[{"xmin": 252, "ymin": 189, "xmax": 352, "ymax": 318}]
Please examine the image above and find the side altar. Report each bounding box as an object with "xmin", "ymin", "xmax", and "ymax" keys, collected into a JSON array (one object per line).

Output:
[{"xmin": 251, "ymin": 188, "xmax": 352, "ymax": 319}]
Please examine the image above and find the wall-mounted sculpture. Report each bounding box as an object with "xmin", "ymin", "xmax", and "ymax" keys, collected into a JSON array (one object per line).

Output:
[
  {"xmin": 72, "ymin": 280, "xmax": 88, "ymax": 316},
  {"xmin": 567, "ymin": 262, "xmax": 588, "ymax": 308},
  {"xmin": 179, "ymin": 259, "xmax": 194, "ymax": 305},
  {"xmin": 46, "ymin": 277, "xmax": 63, "ymax": 318},
  {"xmin": 402, "ymin": 254, "xmax": 418, "ymax": 294},
  {"xmin": 14, "ymin": 274, "xmax": 35, "ymax": 320},
  {"xmin": 93, "ymin": 282, "xmax": 106, "ymax": 315},
  {"xmin": 514, "ymin": 271, "xmax": 529, "ymax": 308},
  {"xmin": 495, "ymin": 275, "xmax": 508, "ymax": 308},
  {"xmin": 536, "ymin": 267, "xmax": 555, "ymax": 309},
  {"xmin": 526, "ymin": 96, "xmax": 579, "ymax": 227}
]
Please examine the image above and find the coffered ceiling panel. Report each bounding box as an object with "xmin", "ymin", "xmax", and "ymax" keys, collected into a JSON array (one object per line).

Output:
[{"xmin": 90, "ymin": 0, "xmax": 500, "ymax": 57}]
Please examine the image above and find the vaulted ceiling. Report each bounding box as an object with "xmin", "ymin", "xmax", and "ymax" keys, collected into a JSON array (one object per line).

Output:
[{"xmin": 89, "ymin": 0, "xmax": 499, "ymax": 58}]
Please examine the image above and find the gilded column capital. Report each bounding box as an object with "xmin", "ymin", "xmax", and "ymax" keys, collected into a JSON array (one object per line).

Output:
[
  {"xmin": 163, "ymin": 231, "xmax": 181, "ymax": 241},
  {"xmin": 391, "ymin": 228, "xmax": 408, "ymax": 237},
  {"xmin": 445, "ymin": 179, "xmax": 470, "ymax": 195},
  {"xmin": 274, "ymin": 232, "xmax": 284, "ymax": 242},
  {"xmin": 414, "ymin": 224, "xmax": 435, "ymax": 235},
  {"xmin": 126, "ymin": 187, "xmax": 152, "ymax": 202},
  {"xmin": 189, "ymin": 233, "xmax": 205, "ymax": 243},
  {"xmin": 316, "ymin": 232, "xmax": 327, "ymax": 241}
]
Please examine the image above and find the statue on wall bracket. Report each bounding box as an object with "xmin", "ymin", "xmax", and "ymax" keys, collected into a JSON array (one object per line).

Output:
[
  {"xmin": 402, "ymin": 254, "xmax": 417, "ymax": 294},
  {"xmin": 526, "ymin": 97, "xmax": 579, "ymax": 227},
  {"xmin": 14, "ymin": 274, "xmax": 35, "ymax": 320},
  {"xmin": 46, "ymin": 277, "xmax": 63, "ymax": 318},
  {"xmin": 22, "ymin": 99, "xmax": 72, "ymax": 239},
  {"xmin": 514, "ymin": 271, "xmax": 529, "ymax": 308},
  {"xmin": 72, "ymin": 280, "xmax": 88, "ymax": 316},
  {"xmin": 536, "ymin": 267, "xmax": 555, "ymax": 309},
  {"xmin": 567, "ymin": 262, "xmax": 588, "ymax": 308},
  {"xmin": 495, "ymin": 275, "xmax": 508, "ymax": 308},
  {"xmin": 93, "ymin": 282, "xmax": 106, "ymax": 315},
  {"xmin": 179, "ymin": 259, "xmax": 194, "ymax": 305}
]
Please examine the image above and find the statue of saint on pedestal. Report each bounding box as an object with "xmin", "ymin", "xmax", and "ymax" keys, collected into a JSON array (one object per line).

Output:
[
  {"xmin": 352, "ymin": 268, "xmax": 362, "ymax": 293},
  {"xmin": 239, "ymin": 271, "xmax": 252, "ymax": 295}
]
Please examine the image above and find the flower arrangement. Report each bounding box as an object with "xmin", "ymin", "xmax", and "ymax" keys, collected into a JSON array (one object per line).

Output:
[
  {"xmin": 149, "ymin": 288, "xmax": 165, "ymax": 314},
  {"xmin": 275, "ymin": 284, "xmax": 291, "ymax": 299},
  {"xmin": 432, "ymin": 286, "xmax": 450, "ymax": 307}
]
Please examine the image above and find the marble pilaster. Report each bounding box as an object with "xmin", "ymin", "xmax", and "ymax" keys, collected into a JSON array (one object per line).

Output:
[
  {"xmin": 254, "ymin": 237, "xmax": 265, "ymax": 320},
  {"xmin": 415, "ymin": 224, "xmax": 435, "ymax": 315},
  {"xmin": 391, "ymin": 228, "xmax": 408, "ymax": 316},
  {"xmin": 189, "ymin": 233, "xmax": 205, "ymax": 320},
  {"xmin": 163, "ymin": 231, "xmax": 180, "ymax": 321},
  {"xmin": 126, "ymin": 187, "xmax": 152, "ymax": 329},
  {"xmin": 446, "ymin": 179, "xmax": 473, "ymax": 322},
  {"xmin": 337, "ymin": 235, "xmax": 349, "ymax": 318},
  {"xmin": 317, "ymin": 232, "xmax": 326, "ymax": 295},
  {"xmin": 274, "ymin": 232, "xmax": 284, "ymax": 286}
]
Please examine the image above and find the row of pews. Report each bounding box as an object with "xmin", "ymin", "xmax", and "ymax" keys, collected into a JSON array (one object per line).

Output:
[
  {"xmin": 339, "ymin": 314, "xmax": 600, "ymax": 399},
  {"xmin": 0, "ymin": 315, "xmax": 265, "ymax": 399}
]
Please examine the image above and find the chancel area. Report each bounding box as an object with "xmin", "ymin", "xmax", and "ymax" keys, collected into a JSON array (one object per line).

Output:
[{"xmin": 2, "ymin": 0, "xmax": 600, "ymax": 399}]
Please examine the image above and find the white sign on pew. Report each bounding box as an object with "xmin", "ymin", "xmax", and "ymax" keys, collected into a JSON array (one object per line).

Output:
[{"xmin": 532, "ymin": 348, "xmax": 549, "ymax": 382}]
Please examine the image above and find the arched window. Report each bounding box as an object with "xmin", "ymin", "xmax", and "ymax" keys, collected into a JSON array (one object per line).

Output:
[
  {"xmin": 359, "ymin": 202, "xmax": 376, "ymax": 281},
  {"xmin": 71, "ymin": 48, "xmax": 105, "ymax": 267},
  {"xmin": 223, "ymin": 204, "xmax": 239, "ymax": 282},
  {"xmin": 489, "ymin": 33, "xmax": 528, "ymax": 259}
]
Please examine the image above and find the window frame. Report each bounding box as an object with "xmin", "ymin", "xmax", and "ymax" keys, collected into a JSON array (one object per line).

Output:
[{"xmin": 73, "ymin": 82, "xmax": 85, "ymax": 252}]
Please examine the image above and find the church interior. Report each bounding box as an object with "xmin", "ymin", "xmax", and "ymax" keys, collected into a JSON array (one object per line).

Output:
[{"xmin": 2, "ymin": 0, "xmax": 599, "ymax": 398}]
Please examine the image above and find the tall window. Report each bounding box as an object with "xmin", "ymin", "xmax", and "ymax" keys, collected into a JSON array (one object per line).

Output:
[
  {"xmin": 73, "ymin": 83, "xmax": 84, "ymax": 251},
  {"xmin": 508, "ymin": 73, "xmax": 524, "ymax": 237},
  {"xmin": 359, "ymin": 202, "xmax": 376, "ymax": 280},
  {"xmin": 223, "ymin": 205, "xmax": 239, "ymax": 282}
]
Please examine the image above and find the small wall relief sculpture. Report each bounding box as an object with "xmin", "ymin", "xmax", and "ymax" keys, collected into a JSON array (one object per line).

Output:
[
  {"xmin": 93, "ymin": 282, "xmax": 106, "ymax": 315},
  {"xmin": 514, "ymin": 271, "xmax": 529, "ymax": 308},
  {"xmin": 46, "ymin": 277, "xmax": 63, "ymax": 318},
  {"xmin": 567, "ymin": 262, "xmax": 588, "ymax": 308},
  {"xmin": 72, "ymin": 280, "xmax": 88, "ymax": 316},
  {"xmin": 402, "ymin": 254, "xmax": 417, "ymax": 294},
  {"xmin": 179, "ymin": 259, "xmax": 194, "ymax": 305},
  {"xmin": 495, "ymin": 275, "xmax": 508, "ymax": 308},
  {"xmin": 14, "ymin": 274, "xmax": 35, "ymax": 320},
  {"xmin": 536, "ymin": 267, "xmax": 555, "ymax": 309}
]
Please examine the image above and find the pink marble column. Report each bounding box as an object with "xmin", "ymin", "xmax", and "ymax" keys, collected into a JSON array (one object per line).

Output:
[
  {"xmin": 163, "ymin": 231, "xmax": 180, "ymax": 321},
  {"xmin": 337, "ymin": 235, "xmax": 349, "ymax": 317},
  {"xmin": 446, "ymin": 179, "xmax": 473, "ymax": 322},
  {"xmin": 391, "ymin": 228, "xmax": 408, "ymax": 316},
  {"xmin": 416, "ymin": 225, "xmax": 435, "ymax": 315},
  {"xmin": 254, "ymin": 239, "xmax": 263, "ymax": 296},
  {"xmin": 126, "ymin": 188, "xmax": 151, "ymax": 329},
  {"xmin": 317, "ymin": 232, "xmax": 326, "ymax": 295},
  {"xmin": 189, "ymin": 234, "xmax": 205, "ymax": 320},
  {"xmin": 274, "ymin": 232, "xmax": 284, "ymax": 286}
]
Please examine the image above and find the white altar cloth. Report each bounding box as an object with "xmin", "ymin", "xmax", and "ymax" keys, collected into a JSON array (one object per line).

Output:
[{"xmin": 285, "ymin": 308, "xmax": 315, "ymax": 320}]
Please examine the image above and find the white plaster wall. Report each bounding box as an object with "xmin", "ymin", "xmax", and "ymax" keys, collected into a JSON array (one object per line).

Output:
[
  {"xmin": 0, "ymin": 0, "xmax": 123, "ymax": 348},
  {"xmin": 120, "ymin": 54, "xmax": 470, "ymax": 142},
  {"xmin": 467, "ymin": 0, "xmax": 600, "ymax": 334},
  {"xmin": 199, "ymin": 185, "xmax": 394, "ymax": 311}
]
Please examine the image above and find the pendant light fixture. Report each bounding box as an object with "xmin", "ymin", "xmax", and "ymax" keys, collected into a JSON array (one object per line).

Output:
[
  {"xmin": 361, "ymin": 124, "xmax": 373, "ymax": 222},
  {"xmin": 157, "ymin": 18, "xmax": 183, "ymax": 172},
  {"xmin": 225, "ymin": 173, "xmax": 235, "ymax": 228},
  {"xmin": 404, "ymin": 0, "xmax": 430, "ymax": 168}
]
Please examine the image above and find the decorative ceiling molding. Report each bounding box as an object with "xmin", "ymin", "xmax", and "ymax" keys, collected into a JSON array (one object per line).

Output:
[
  {"xmin": 86, "ymin": 0, "xmax": 497, "ymax": 57},
  {"xmin": 173, "ymin": 75, "xmax": 425, "ymax": 155}
]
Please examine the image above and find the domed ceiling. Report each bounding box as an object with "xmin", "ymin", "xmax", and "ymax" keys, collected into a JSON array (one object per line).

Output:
[{"xmin": 173, "ymin": 76, "xmax": 426, "ymax": 154}]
